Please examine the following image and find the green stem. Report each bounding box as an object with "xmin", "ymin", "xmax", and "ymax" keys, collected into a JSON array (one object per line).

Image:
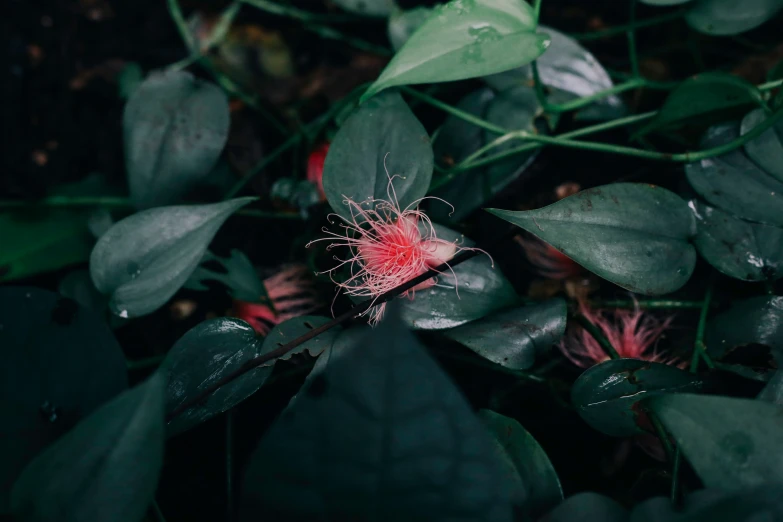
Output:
[
  {"xmin": 572, "ymin": 313, "xmax": 621, "ymax": 360},
  {"xmin": 690, "ymin": 275, "xmax": 716, "ymax": 372},
  {"xmin": 240, "ymin": 0, "xmax": 364, "ymax": 22},
  {"xmin": 401, "ymin": 87, "xmax": 509, "ymax": 134},
  {"xmin": 589, "ymin": 299, "xmax": 709, "ymax": 310},
  {"xmin": 307, "ymin": 24, "xmax": 392, "ymax": 56},
  {"xmin": 533, "ymin": 0, "xmax": 542, "ymax": 23},
  {"xmin": 670, "ymin": 446, "xmax": 683, "ymax": 505},
  {"xmin": 627, "ymin": 0, "xmax": 640, "ymax": 78},
  {"xmin": 570, "ymin": 9, "xmax": 686, "ymax": 41},
  {"xmin": 649, "ymin": 410, "xmax": 675, "ymax": 462}
]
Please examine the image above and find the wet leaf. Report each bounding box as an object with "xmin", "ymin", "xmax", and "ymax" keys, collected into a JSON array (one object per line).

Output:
[
  {"xmin": 11, "ymin": 375, "xmax": 163, "ymax": 522},
  {"xmin": 429, "ymin": 86, "xmax": 540, "ymax": 223},
  {"xmin": 572, "ymin": 359, "xmax": 707, "ymax": 437},
  {"xmin": 690, "ymin": 200, "xmax": 783, "ymax": 281},
  {"xmin": 479, "ymin": 410, "xmax": 562, "ymax": 518},
  {"xmin": 362, "ymin": 0, "xmax": 549, "ymax": 101},
  {"xmin": 90, "ymin": 198, "xmax": 254, "ymax": 318},
  {"xmin": 241, "ymin": 305, "xmax": 514, "ymax": 522},
  {"xmin": 741, "ymin": 107, "xmax": 783, "ymax": 182},
  {"xmin": 399, "ymin": 223, "xmax": 518, "ymax": 330},
  {"xmin": 124, "ymin": 70, "xmax": 230, "ymax": 209},
  {"xmin": 686, "ymin": 123, "xmax": 783, "ymax": 227},
  {"xmin": 648, "ymin": 393, "xmax": 783, "ymax": 489},
  {"xmin": 163, "ymin": 316, "xmax": 339, "ymax": 436},
  {"xmin": 487, "ymin": 183, "xmax": 697, "ymax": 295},
  {"xmin": 0, "ymin": 287, "xmax": 127, "ymax": 512},
  {"xmin": 542, "ymin": 492, "xmax": 628, "ymax": 522},
  {"xmin": 322, "ymin": 90, "xmax": 433, "ymax": 222},
  {"xmin": 705, "ymin": 296, "xmax": 783, "ymax": 359},
  {"xmin": 333, "ymin": 0, "xmax": 392, "ymax": 17},
  {"xmin": 636, "ymin": 73, "xmax": 764, "ymax": 137},
  {"xmin": 444, "ymin": 299, "xmax": 566, "ymax": 370},
  {"xmin": 685, "ymin": 0, "xmax": 783, "ymax": 36}
]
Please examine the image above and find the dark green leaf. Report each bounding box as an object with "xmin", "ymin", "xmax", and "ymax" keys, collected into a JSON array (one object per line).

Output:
[
  {"xmin": 399, "ymin": 223, "xmax": 518, "ymax": 329},
  {"xmin": 388, "ymin": 6, "xmax": 434, "ymax": 51},
  {"xmin": 58, "ymin": 269, "xmax": 109, "ymax": 315},
  {"xmin": 757, "ymin": 370, "xmax": 783, "ymax": 404},
  {"xmin": 184, "ymin": 249, "xmax": 265, "ymax": 302},
  {"xmin": 429, "ymin": 86, "xmax": 540, "ymax": 223},
  {"xmin": 685, "ymin": 0, "xmax": 783, "ymax": 35},
  {"xmin": 362, "ymin": 0, "xmax": 549, "ymax": 100},
  {"xmin": 124, "ymin": 70, "xmax": 230, "ymax": 209},
  {"xmin": 118, "ymin": 62, "xmax": 143, "ymax": 99},
  {"xmin": 333, "ymin": 0, "xmax": 391, "ymax": 16},
  {"xmin": 690, "ymin": 200, "xmax": 783, "ymax": 281},
  {"xmin": 741, "ymin": 107, "xmax": 783, "ymax": 182},
  {"xmin": 648, "ymin": 393, "xmax": 783, "ymax": 489},
  {"xmin": 11, "ymin": 375, "xmax": 164, "ymax": 522},
  {"xmin": 90, "ymin": 197, "xmax": 254, "ymax": 318},
  {"xmin": 322, "ymin": 90, "xmax": 433, "ymax": 221},
  {"xmin": 572, "ymin": 359, "xmax": 707, "ymax": 437},
  {"xmin": 636, "ymin": 73, "xmax": 764, "ymax": 137},
  {"xmin": 241, "ymin": 305, "xmax": 514, "ymax": 522},
  {"xmin": 487, "ymin": 183, "xmax": 697, "ymax": 295},
  {"xmin": 479, "ymin": 410, "xmax": 562, "ymax": 518},
  {"xmin": 444, "ymin": 299, "xmax": 566, "ymax": 370},
  {"xmin": 0, "ymin": 287, "xmax": 127, "ymax": 512},
  {"xmin": 686, "ymin": 123, "xmax": 783, "ymax": 226},
  {"xmin": 705, "ymin": 296, "xmax": 783, "ymax": 359},
  {"xmin": 631, "ymin": 487, "xmax": 783, "ymax": 522},
  {"xmin": 542, "ymin": 492, "xmax": 628, "ymax": 522},
  {"xmin": 163, "ymin": 316, "xmax": 338, "ymax": 436}
]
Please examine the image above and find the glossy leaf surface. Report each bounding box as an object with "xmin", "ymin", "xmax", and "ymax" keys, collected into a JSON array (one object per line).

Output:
[
  {"xmin": 685, "ymin": 0, "xmax": 783, "ymax": 35},
  {"xmin": 741, "ymin": 107, "xmax": 783, "ymax": 181},
  {"xmin": 705, "ymin": 296, "xmax": 783, "ymax": 359}
]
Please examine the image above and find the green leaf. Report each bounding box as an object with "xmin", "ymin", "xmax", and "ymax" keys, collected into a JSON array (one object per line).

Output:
[
  {"xmin": 388, "ymin": 6, "xmax": 434, "ymax": 51},
  {"xmin": 333, "ymin": 0, "xmax": 392, "ymax": 16},
  {"xmin": 648, "ymin": 393, "xmax": 783, "ymax": 490},
  {"xmin": 741, "ymin": 107, "xmax": 783, "ymax": 182},
  {"xmin": 690, "ymin": 200, "xmax": 783, "ymax": 281},
  {"xmin": 322, "ymin": 90, "xmax": 433, "ymax": 221},
  {"xmin": 758, "ymin": 370, "xmax": 783, "ymax": 405},
  {"xmin": 542, "ymin": 493, "xmax": 628, "ymax": 522},
  {"xmin": 89, "ymin": 197, "xmax": 254, "ymax": 318},
  {"xmin": 484, "ymin": 25, "xmax": 626, "ymax": 121},
  {"xmin": 11, "ymin": 375, "xmax": 164, "ymax": 522},
  {"xmin": 686, "ymin": 123, "xmax": 783, "ymax": 226},
  {"xmin": 124, "ymin": 70, "xmax": 230, "ymax": 209},
  {"xmin": 58, "ymin": 269, "xmax": 109, "ymax": 314},
  {"xmin": 685, "ymin": 0, "xmax": 783, "ymax": 36},
  {"xmin": 636, "ymin": 73, "xmax": 764, "ymax": 137},
  {"xmin": 362, "ymin": 0, "xmax": 550, "ymax": 101},
  {"xmin": 163, "ymin": 316, "xmax": 339, "ymax": 436},
  {"xmin": 0, "ymin": 287, "xmax": 127, "ymax": 512},
  {"xmin": 118, "ymin": 62, "xmax": 143, "ymax": 99},
  {"xmin": 241, "ymin": 305, "xmax": 514, "ymax": 522},
  {"xmin": 184, "ymin": 249, "xmax": 265, "ymax": 302},
  {"xmin": 479, "ymin": 410, "xmax": 562, "ymax": 519},
  {"xmin": 572, "ymin": 359, "xmax": 708, "ymax": 437},
  {"xmin": 399, "ymin": 223, "xmax": 518, "ymax": 330},
  {"xmin": 444, "ymin": 299, "xmax": 566, "ymax": 370},
  {"xmin": 705, "ymin": 296, "xmax": 783, "ymax": 359},
  {"xmin": 631, "ymin": 487, "xmax": 783, "ymax": 522},
  {"xmin": 429, "ymin": 86, "xmax": 541, "ymax": 223},
  {"xmin": 487, "ymin": 183, "xmax": 697, "ymax": 295},
  {"xmin": 0, "ymin": 209, "xmax": 93, "ymax": 283}
]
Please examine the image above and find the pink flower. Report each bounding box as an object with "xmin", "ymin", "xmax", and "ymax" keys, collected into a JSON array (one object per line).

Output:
[
  {"xmin": 308, "ymin": 172, "xmax": 486, "ymax": 325},
  {"xmin": 560, "ymin": 301, "xmax": 679, "ymax": 368},
  {"xmin": 232, "ymin": 265, "xmax": 320, "ymax": 335},
  {"xmin": 515, "ymin": 234, "xmax": 583, "ymax": 280}
]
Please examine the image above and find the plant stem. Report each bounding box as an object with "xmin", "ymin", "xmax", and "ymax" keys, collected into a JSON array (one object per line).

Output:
[
  {"xmin": 307, "ymin": 24, "xmax": 392, "ymax": 56},
  {"xmin": 401, "ymin": 87, "xmax": 509, "ymax": 134},
  {"xmin": 240, "ymin": 0, "xmax": 364, "ymax": 22},
  {"xmin": 670, "ymin": 446, "xmax": 683, "ymax": 506},
  {"xmin": 166, "ymin": 228, "xmax": 518, "ymax": 421},
  {"xmin": 226, "ymin": 412, "xmax": 235, "ymax": 521},
  {"xmin": 533, "ymin": 0, "xmax": 542, "ymax": 23},
  {"xmin": 649, "ymin": 410, "xmax": 675, "ymax": 462},
  {"xmin": 572, "ymin": 313, "xmax": 621, "ymax": 360},
  {"xmin": 690, "ymin": 275, "xmax": 716, "ymax": 372},
  {"xmin": 570, "ymin": 9, "xmax": 686, "ymax": 41}
]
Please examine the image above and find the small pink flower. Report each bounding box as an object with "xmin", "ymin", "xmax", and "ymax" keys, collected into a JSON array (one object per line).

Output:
[
  {"xmin": 308, "ymin": 171, "xmax": 487, "ymax": 325},
  {"xmin": 232, "ymin": 265, "xmax": 320, "ymax": 335},
  {"xmin": 560, "ymin": 301, "xmax": 680, "ymax": 368},
  {"xmin": 515, "ymin": 234, "xmax": 583, "ymax": 280}
]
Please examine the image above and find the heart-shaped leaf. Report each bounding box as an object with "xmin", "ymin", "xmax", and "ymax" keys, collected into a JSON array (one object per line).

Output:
[
  {"xmin": 124, "ymin": 70, "xmax": 230, "ymax": 209},
  {"xmin": 399, "ymin": 223, "xmax": 518, "ymax": 330},
  {"xmin": 542, "ymin": 493, "xmax": 628, "ymax": 522},
  {"xmin": 241, "ymin": 305, "xmax": 514, "ymax": 522},
  {"xmin": 11, "ymin": 374, "xmax": 163, "ymax": 522},
  {"xmin": 444, "ymin": 299, "xmax": 566, "ymax": 370},
  {"xmin": 741, "ymin": 107, "xmax": 783, "ymax": 182},
  {"xmin": 90, "ymin": 197, "xmax": 254, "ymax": 318},
  {"xmin": 690, "ymin": 200, "xmax": 783, "ymax": 281},
  {"xmin": 479, "ymin": 410, "xmax": 562, "ymax": 519},
  {"xmin": 705, "ymin": 296, "xmax": 783, "ymax": 359},
  {"xmin": 572, "ymin": 359, "xmax": 707, "ymax": 437},
  {"xmin": 487, "ymin": 183, "xmax": 697, "ymax": 295},
  {"xmin": 635, "ymin": 73, "xmax": 764, "ymax": 137},
  {"xmin": 0, "ymin": 287, "xmax": 127, "ymax": 512},
  {"xmin": 322, "ymin": 90, "xmax": 433, "ymax": 221},
  {"xmin": 362, "ymin": 0, "xmax": 550, "ymax": 101},
  {"xmin": 685, "ymin": 0, "xmax": 783, "ymax": 35},
  {"xmin": 648, "ymin": 393, "xmax": 783, "ymax": 489},
  {"xmin": 163, "ymin": 316, "xmax": 338, "ymax": 436},
  {"xmin": 686, "ymin": 123, "xmax": 783, "ymax": 226},
  {"xmin": 429, "ymin": 86, "xmax": 540, "ymax": 223}
]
